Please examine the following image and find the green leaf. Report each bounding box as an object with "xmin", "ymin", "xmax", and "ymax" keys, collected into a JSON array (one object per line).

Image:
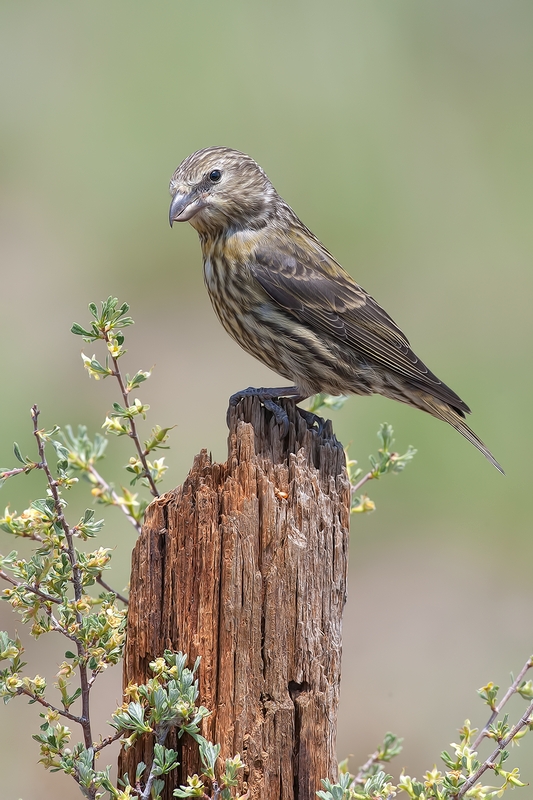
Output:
[
  {"xmin": 71, "ymin": 323, "xmax": 94, "ymax": 338},
  {"xmin": 136, "ymin": 761, "xmax": 146, "ymax": 781},
  {"xmin": 13, "ymin": 443, "xmax": 27, "ymax": 465},
  {"xmin": 198, "ymin": 738, "xmax": 219, "ymax": 777},
  {"xmin": 151, "ymin": 778, "xmax": 165, "ymax": 799},
  {"xmin": 307, "ymin": 393, "xmax": 348, "ymax": 414},
  {"xmin": 65, "ymin": 687, "xmax": 82, "ymax": 708},
  {"xmin": 31, "ymin": 498, "xmax": 57, "ymax": 519}
]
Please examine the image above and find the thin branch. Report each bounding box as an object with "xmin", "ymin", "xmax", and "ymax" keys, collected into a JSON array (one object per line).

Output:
[
  {"xmin": 457, "ymin": 701, "xmax": 533, "ymax": 799},
  {"xmin": 16, "ymin": 686, "xmax": 83, "ymax": 725},
  {"xmin": 140, "ymin": 763, "xmax": 159, "ymax": 800},
  {"xmin": 103, "ymin": 333, "xmax": 159, "ymax": 498},
  {"xmin": 353, "ymin": 749, "xmax": 381, "ymax": 785},
  {"xmin": 87, "ymin": 671, "xmax": 99, "ymax": 691},
  {"xmin": 16, "ymin": 530, "xmax": 46, "ymax": 544},
  {"xmin": 46, "ymin": 608, "xmax": 86, "ymax": 647},
  {"xmin": 0, "ymin": 570, "xmax": 61, "ymax": 604},
  {"xmin": 0, "ymin": 465, "xmax": 40, "ymax": 480},
  {"xmin": 31, "ymin": 409, "xmax": 83, "ymax": 599},
  {"xmin": 472, "ymin": 656, "xmax": 533, "ymax": 751},
  {"xmin": 92, "ymin": 728, "xmax": 123, "ymax": 754},
  {"xmin": 4, "ymin": 518, "xmax": 128, "ymax": 606},
  {"xmin": 350, "ymin": 471, "xmax": 374, "ymax": 495},
  {"xmin": 96, "ymin": 574, "xmax": 129, "ymax": 605},
  {"xmin": 139, "ymin": 728, "xmax": 168, "ymax": 800},
  {"xmin": 31, "ymin": 405, "xmax": 93, "ymax": 751},
  {"xmin": 87, "ymin": 463, "xmax": 142, "ymax": 534}
]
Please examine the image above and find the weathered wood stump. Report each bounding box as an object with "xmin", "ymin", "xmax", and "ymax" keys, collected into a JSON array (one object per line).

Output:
[{"xmin": 120, "ymin": 397, "xmax": 350, "ymax": 799}]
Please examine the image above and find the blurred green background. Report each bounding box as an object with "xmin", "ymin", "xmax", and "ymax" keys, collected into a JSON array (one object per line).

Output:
[{"xmin": 1, "ymin": 1, "xmax": 532, "ymax": 797}]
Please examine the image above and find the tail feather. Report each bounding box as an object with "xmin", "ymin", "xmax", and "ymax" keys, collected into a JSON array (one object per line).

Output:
[{"xmin": 421, "ymin": 395, "xmax": 504, "ymax": 474}]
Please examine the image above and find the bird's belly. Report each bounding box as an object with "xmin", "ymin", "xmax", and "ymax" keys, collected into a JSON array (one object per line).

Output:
[
  {"xmin": 209, "ymin": 295, "xmax": 366, "ymax": 397},
  {"xmin": 203, "ymin": 255, "xmax": 379, "ymax": 397}
]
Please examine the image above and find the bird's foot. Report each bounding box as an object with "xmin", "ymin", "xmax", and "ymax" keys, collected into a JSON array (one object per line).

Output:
[
  {"xmin": 295, "ymin": 407, "xmax": 327, "ymax": 435},
  {"xmin": 228, "ymin": 386, "xmax": 304, "ymax": 437}
]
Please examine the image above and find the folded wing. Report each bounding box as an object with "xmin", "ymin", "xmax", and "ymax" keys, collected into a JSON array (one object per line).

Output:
[{"xmin": 252, "ymin": 232, "xmax": 470, "ymax": 416}]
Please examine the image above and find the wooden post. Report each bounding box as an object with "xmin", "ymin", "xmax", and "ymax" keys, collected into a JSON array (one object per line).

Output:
[{"xmin": 120, "ymin": 397, "xmax": 350, "ymax": 799}]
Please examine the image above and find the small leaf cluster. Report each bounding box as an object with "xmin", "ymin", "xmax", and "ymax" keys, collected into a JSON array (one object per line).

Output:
[
  {"xmin": 72, "ymin": 297, "xmax": 173, "ymax": 499},
  {"xmin": 307, "ymin": 394, "xmax": 349, "ymax": 414},
  {"xmin": 347, "ymin": 423, "xmax": 416, "ymax": 514},
  {"xmin": 319, "ymin": 732, "xmax": 402, "ymax": 800},
  {"xmin": 112, "ymin": 651, "xmax": 208, "ymax": 748},
  {"xmin": 320, "ymin": 767, "xmax": 397, "ymax": 800},
  {"xmin": 321, "ymin": 661, "xmax": 533, "ymax": 800},
  {"xmin": 33, "ymin": 735, "xmax": 117, "ymax": 797},
  {"xmin": 72, "ymin": 297, "xmax": 135, "ymax": 365},
  {"xmin": 110, "ymin": 652, "xmax": 245, "ymax": 800},
  {"xmin": 60, "ymin": 424, "xmax": 146, "ymax": 528},
  {"xmin": 368, "ymin": 423, "xmax": 417, "ymax": 478},
  {"xmin": 173, "ymin": 739, "xmax": 245, "ymax": 799},
  {"xmin": 307, "ymin": 395, "xmax": 416, "ymax": 515},
  {"xmin": 0, "ymin": 489, "xmax": 124, "ymax": 655}
]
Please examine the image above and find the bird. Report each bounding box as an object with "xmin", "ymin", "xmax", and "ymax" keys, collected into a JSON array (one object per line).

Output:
[{"xmin": 169, "ymin": 146, "xmax": 503, "ymax": 473}]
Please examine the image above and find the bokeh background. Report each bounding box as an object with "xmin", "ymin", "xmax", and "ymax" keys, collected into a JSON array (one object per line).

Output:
[{"xmin": 1, "ymin": 1, "xmax": 532, "ymax": 797}]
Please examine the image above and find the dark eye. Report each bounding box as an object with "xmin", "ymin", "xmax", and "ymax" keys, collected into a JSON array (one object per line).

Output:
[{"xmin": 208, "ymin": 169, "xmax": 222, "ymax": 183}]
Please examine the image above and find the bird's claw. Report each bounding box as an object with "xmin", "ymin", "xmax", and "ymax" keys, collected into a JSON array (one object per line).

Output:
[
  {"xmin": 262, "ymin": 397, "xmax": 290, "ymax": 437},
  {"xmin": 295, "ymin": 407, "xmax": 327, "ymax": 435},
  {"xmin": 227, "ymin": 387, "xmax": 291, "ymax": 436},
  {"xmin": 227, "ymin": 386, "xmax": 327, "ymax": 438}
]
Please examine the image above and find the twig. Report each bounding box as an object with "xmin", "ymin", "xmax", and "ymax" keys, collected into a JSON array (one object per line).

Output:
[
  {"xmin": 139, "ymin": 729, "xmax": 168, "ymax": 800},
  {"xmin": 46, "ymin": 608, "xmax": 86, "ymax": 647},
  {"xmin": 87, "ymin": 463, "xmax": 142, "ymax": 534},
  {"xmin": 7, "ymin": 529, "xmax": 46, "ymax": 545},
  {"xmin": 103, "ymin": 333, "xmax": 159, "ymax": 498},
  {"xmin": 31, "ymin": 405, "xmax": 93, "ymax": 751},
  {"xmin": 92, "ymin": 728, "xmax": 123, "ymax": 754},
  {"xmin": 353, "ymin": 748, "xmax": 381, "ymax": 785},
  {"xmin": 96, "ymin": 574, "xmax": 129, "ymax": 605},
  {"xmin": 0, "ymin": 465, "xmax": 39, "ymax": 480},
  {"xmin": 0, "ymin": 570, "xmax": 61, "ymax": 605},
  {"xmin": 87, "ymin": 671, "xmax": 99, "ymax": 690},
  {"xmin": 457, "ymin": 701, "xmax": 533, "ymax": 799},
  {"xmin": 16, "ymin": 686, "xmax": 83, "ymax": 725},
  {"xmin": 140, "ymin": 762, "xmax": 159, "ymax": 800},
  {"xmin": 472, "ymin": 656, "xmax": 533, "ymax": 751},
  {"xmin": 350, "ymin": 471, "xmax": 374, "ymax": 495}
]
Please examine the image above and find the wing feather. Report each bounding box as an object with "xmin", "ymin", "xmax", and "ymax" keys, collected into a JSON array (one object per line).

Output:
[{"xmin": 252, "ymin": 233, "xmax": 470, "ymax": 415}]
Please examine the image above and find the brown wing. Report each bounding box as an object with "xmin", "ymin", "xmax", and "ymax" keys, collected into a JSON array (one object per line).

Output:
[{"xmin": 252, "ymin": 231, "xmax": 470, "ymax": 415}]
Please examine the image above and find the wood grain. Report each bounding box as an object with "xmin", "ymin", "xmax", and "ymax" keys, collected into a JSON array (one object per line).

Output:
[{"xmin": 120, "ymin": 397, "xmax": 350, "ymax": 799}]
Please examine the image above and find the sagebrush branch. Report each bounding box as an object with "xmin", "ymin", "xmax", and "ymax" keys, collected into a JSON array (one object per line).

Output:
[
  {"xmin": 104, "ymin": 331, "xmax": 159, "ymax": 498},
  {"xmin": 472, "ymin": 656, "xmax": 533, "ymax": 751},
  {"xmin": 92, "ymin": 729, "xmax": 123, "ymax": 754},
  {"xmin": 457, "ymin": 701, "xmax": 533, "ymax": 799},
  {"xmin": 350, "ymin": 471, "xmax": 374, "ymax": 495},
  {"xmin": 87, "ymin": 462, "xmax": 142, "ymax": 534},
  {"xmin": 16, "ymin": 686, "xmax": 83, "ymax": 725},
  {"xmin": 0, "ymin": 570, "xmax": 61, "ymax": 605},
  {"xmin": 96, "ymin": 574, "xmax": 129, "ymax": 605},
  {"xmin": 31, "ymin": 405, "xmax": 93, "ymax": 751}
]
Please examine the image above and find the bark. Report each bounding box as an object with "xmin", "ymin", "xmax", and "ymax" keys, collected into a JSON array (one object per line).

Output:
[{"xmin": 120, "ymin": 397, "xmax": 350, "ymax": 799}]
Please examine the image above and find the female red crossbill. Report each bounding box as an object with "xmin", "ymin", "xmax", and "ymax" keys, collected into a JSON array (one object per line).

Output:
[{"xmin": 169, "ymin": 146, "xmax": 502, "ymax": 473}]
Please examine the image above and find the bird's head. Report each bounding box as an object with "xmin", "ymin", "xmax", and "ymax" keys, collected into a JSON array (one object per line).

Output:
[{"xmin": 169, "ymin": 146, "xmax": 276, "ymax": 236}]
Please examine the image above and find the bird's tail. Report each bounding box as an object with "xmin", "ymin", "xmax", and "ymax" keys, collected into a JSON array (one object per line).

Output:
[{"xmin": 420, "ymin": 394, "xmax": 504, "ymax": 474}]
